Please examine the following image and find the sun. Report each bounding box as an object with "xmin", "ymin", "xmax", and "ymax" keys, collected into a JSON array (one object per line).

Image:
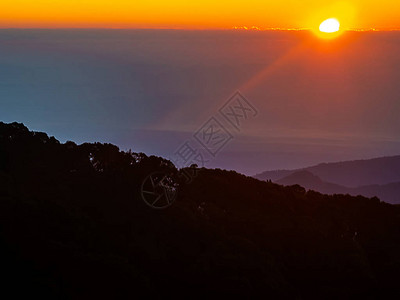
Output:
[
  {"xmin": 312, "ymin": 17, "xmax": 343, "ymax": 39},
  {"xmin": 305, "ymin": 2, "xmax": 355, "ymax": 39},
  {"xmin": 319, "ymin": 18, "xmax": 340, "ymax": 33}
]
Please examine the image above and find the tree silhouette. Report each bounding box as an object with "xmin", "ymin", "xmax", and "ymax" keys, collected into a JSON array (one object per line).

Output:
[{"xmin": 1, "ymin": 121, "xmax": 400, "ymax": 298}]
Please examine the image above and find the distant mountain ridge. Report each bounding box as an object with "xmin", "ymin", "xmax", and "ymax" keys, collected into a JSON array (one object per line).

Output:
[
  {"xmin": 255, "ymin": 156, "xmax": 400, "ymax": 187},
  {"xmin": 276, "ymin": 170, "xmax": 400, "ymax": 204},
  {"xmin": 276, "ymin": 170, "xmax": 346, "ymax": 194},
  {"xmin": 255, "ymin": 157, "xmax": 400, "ymax": 204}
]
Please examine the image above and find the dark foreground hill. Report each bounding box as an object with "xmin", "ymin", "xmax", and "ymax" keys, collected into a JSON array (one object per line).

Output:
[{"xmin": 1, "ymin": 122, "xmax": 400, "ymax": 298}]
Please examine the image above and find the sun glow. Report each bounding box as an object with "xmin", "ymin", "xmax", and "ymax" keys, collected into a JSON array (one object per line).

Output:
[
  {"xmin": 0, "ymin": 1, "xmax": 399, "ymax": 30},
  {"xmin": 313, "ymin": 17, "xmax": 343, "ymax": 39},
  {"xmin": 319, "ymin": 18, "xmax": 340, "ymax": 33},
  {"xmin": 307, "ymin": 2, "xmax": 356, "ymax": 39}
]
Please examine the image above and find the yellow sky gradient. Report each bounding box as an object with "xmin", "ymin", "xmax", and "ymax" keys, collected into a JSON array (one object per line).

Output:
[{"xmin": 0, "ymin": 0, "xmax": 399, "ymax": 30}]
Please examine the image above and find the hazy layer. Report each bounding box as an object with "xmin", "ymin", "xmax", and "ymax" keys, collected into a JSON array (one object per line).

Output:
[{"xmin": 1, "ymin": 29, "xmax": 400, "ymax": 174}]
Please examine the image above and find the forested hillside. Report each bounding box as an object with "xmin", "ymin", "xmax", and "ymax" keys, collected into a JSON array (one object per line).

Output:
[{"xmin": 1, "ymin": 122, "xmax": 400, "ymax": 298}]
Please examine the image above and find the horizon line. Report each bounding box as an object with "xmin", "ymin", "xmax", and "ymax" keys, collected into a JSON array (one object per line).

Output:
[{"xmin": 0, "ymin": 27, "xmax": 399, "ymax": 32}]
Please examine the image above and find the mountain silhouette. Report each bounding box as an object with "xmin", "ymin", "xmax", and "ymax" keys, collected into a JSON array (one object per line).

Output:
[
  {"xmin": 255, "ymin": 156, "xmax": 400, "ymax": 204},
  {"xmin": 276, "ymin": 170, "xmax": 400, "ymax": 204},
  {"xmin": 255, "ymin": 156, "xmax": 400, "ymax": 187},
  {"xmin": 1, "ymin": 121, "xmax": 400, "ymax": 298},
  {"xmin": 277, "ymin": 170, "xmax": 348, "ymax": 194}
]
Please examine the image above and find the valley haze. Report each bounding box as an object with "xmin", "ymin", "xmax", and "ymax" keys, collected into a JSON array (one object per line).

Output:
[{"xmin": 1, "ymin": 29, "xmax": 400, "ymax": 175}]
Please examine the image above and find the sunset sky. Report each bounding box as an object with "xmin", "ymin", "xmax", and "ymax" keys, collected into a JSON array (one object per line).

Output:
[
  {"xmin": 1, "ymin": 1, "xmax": 400, "ymax": 30},
  {"xmin": 1, "ymin": 28, "xmax": 400, "ymax": 174},
  {"xmin": 1, "ymin": 1, "xmax": 400, "ymax": 174}
]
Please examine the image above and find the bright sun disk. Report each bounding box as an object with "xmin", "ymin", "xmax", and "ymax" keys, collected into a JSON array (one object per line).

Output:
[{"xmin": 319, "ymin": 18, "xmax": 340, "ymax": 33}]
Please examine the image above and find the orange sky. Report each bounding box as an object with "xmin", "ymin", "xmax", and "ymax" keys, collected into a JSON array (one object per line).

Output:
[{"xmin": 0, "ymin": 1, "xmax": 399, "ymax": 30}]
